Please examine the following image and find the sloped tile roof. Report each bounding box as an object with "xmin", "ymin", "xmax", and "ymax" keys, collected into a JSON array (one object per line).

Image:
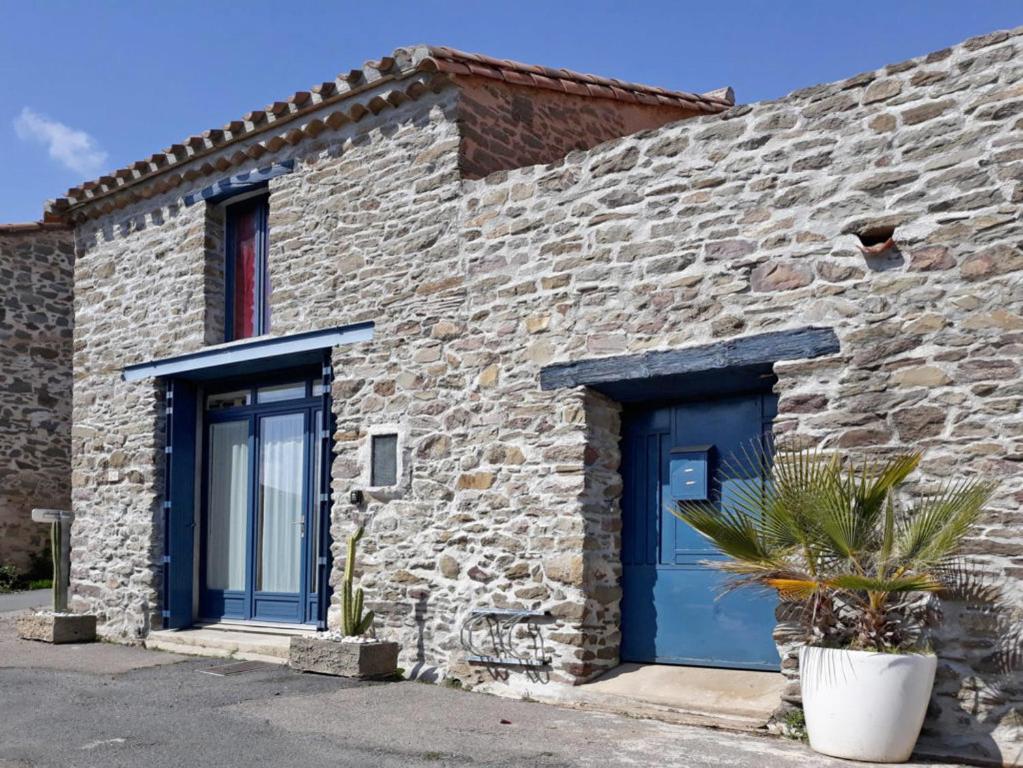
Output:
[
  {"xmin": 424, "ymin": 47, "xmax": 734, "ymax": 112},
  {"xmin": 45, "ymin": 45, "xmax": 733, "ymax": 222}
]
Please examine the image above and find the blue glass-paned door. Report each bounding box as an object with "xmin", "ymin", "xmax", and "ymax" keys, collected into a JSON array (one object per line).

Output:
[
  {"xmin": 200, "ymin": 376, "xmax": 326, "ymax": 624},
  {"xmin": 620, "ymin": 391, "xmax": 780, "ymax": 671}
]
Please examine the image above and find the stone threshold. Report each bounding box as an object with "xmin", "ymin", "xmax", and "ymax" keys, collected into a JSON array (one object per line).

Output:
[
  {"xmin": 539, "ymin": 663, "xmax": 785, "ymax": 733},
  {"xmin": 145, "ymin": 621, "xmax": 316, "ymax": 664}
]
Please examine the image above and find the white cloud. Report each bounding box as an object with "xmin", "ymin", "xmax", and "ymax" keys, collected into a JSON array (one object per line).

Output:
[{"xmin": 13, "ymin": 107, "xmax": 108, "ymax": 177}]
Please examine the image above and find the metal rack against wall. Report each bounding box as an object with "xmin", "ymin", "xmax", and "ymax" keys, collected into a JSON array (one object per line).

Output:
[{"xmin": 459, "ymin": 607, "xmax": 552, "ymax": 668}]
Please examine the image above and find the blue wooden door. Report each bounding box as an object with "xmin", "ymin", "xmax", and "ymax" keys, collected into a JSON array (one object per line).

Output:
[
  {"xmin": 620, "ymin": 392, "xmax": 780, "ymax": 670},
  {"xmin": 200, "ymin": 376, "xmax": 326, "ymax": 624}
]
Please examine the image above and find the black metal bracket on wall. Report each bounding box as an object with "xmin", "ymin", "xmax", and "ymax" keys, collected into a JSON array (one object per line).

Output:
[{"xmin": 460, "ymin": 607, "xmax": 553, "ymax": 668}]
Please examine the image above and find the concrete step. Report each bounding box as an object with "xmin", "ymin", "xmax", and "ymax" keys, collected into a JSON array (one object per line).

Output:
[
  {"xmin": 145, "ymin": 625, "xmax": 310, "ymax": 664},
  {"xmin": 548, "ymin": 663, "xmax": 786, "ymax": 733}
]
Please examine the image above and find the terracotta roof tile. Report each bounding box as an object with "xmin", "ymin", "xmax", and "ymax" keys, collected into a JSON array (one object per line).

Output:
[
  {"xmin": 423, "ymin": 45, "xmax": 733, "ymax": 113},
  {"xmin": 45, "ymin": 45, "xmax": 732, "ymax": 222}
]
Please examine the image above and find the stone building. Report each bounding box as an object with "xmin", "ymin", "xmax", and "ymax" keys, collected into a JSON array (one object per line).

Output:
[
  {"xmin": 6, "ymin": 29, "xmax": 1023, "ymax": 766},
  {"xmin": 0, "ymin": 223, "xmax": 73, "ymax": 572}
]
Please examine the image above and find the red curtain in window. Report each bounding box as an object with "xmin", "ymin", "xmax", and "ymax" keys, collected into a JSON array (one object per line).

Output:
[{"xmin": 231, "ymin": 205, "xmax": 258, "ymax": 339}]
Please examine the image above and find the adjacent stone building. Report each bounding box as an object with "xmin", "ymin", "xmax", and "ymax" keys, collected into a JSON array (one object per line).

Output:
[
  {"xmin": 0, "ymin": 223, "xmax": 73, "ymax": 573},
  {"xmin": 6, "ymin": 30, "xmax": 1022, "ymax": 766}
]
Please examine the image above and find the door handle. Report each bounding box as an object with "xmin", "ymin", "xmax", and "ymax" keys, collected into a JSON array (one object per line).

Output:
[{"xmin": 294, "ymin": 518, "xmax": 305, "ymax": 537}]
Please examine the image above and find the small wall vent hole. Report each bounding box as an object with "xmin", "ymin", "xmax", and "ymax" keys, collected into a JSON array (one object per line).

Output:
[{"xmin": 856, "ymin": 225, "xmax": 896, "ymax": 251}]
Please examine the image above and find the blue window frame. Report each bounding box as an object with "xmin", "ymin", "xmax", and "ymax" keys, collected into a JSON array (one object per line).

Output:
[{"xmin": 224, "ymin": 191, "xmax": 270, "ymax": 341}]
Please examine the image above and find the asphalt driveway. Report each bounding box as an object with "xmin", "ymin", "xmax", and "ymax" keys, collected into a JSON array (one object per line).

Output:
[
  {"xmin": 0, "ymin": 589, "xmax": 49, "ymax": 613},
  {"xmin": 0, "ymin": 613, "xmax": 965, "ymax": 768}
]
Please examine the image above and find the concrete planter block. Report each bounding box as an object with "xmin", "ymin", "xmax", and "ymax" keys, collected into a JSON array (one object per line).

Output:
[
  {"xmin": 16, "ymin": 612, "xmax": 96, "ymax": 644},
  {"xmin": 289, "ymin": 636, "xmax": 399, "ymax": 678}
]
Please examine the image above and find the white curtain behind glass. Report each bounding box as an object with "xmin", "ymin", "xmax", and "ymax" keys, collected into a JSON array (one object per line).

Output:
[
  {"xmin": 207, "ymin": 421, "xmax": 248, "ymax": 591},
  {"xmin": 258, "ymin": 413, "xmax": 304, "ymax": 593}
]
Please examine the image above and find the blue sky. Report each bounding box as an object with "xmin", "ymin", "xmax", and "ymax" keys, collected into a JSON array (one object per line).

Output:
[{"xmin": 1, "ymin": 1, "xmax": 1021, "ymax": 222}]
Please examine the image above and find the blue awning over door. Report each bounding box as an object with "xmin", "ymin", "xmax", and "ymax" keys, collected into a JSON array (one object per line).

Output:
[{"xmin": 122, "ymin": 322, "xmax": 374, "ymax": 382}]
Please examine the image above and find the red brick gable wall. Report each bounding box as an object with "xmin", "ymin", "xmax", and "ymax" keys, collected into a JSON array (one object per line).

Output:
[{"xmin": 455, "ymin": 76, "xmax": 699, "ymax": 179}]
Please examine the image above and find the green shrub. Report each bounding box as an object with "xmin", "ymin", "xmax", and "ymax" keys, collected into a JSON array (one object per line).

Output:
[
  {"xmin": 782, "ymin": 708, "xmax": 807, "ymax": 740},
  {"xmin": 0, "ymin": 564, "xmax": 20, "ymax": 593}
]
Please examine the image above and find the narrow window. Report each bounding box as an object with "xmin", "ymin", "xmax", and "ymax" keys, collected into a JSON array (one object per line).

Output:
[
  {"xmin": 225, "ymin": 194, "xmax": 269, "ymax": 341},
  {"xmin": 371, "ymin": 434, "xmax": 399, "ymax": 486}
]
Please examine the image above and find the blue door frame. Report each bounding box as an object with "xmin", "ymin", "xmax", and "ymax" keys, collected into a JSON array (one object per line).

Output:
[
  {"xmin": 620, "ymin": 390, "xmax": 780, "ymax": 671},
  {"xmin": 163, "ymin": 380, "xmax": 197, "ymax": 628},
  {"xmin": 198, "ymin": 369, "xmax": 329, "ymax": 625},
  {"xmin": 157, "ymin": 337, "xmax": 357, "ymax": 631}
]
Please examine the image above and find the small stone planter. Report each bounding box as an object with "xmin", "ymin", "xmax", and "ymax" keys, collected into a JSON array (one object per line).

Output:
[
  {"xmin": 16, "ymin": 612, "xmax": 96, "ymax": 644},
  {"xmin": 289, "ymin": 635, "xmax": 399, "ymax": 678}
]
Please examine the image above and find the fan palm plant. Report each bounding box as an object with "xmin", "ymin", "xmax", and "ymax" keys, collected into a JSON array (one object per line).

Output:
[{"xmin": 673, "ymin": 443, "xmax": 994, "ymax": 653}]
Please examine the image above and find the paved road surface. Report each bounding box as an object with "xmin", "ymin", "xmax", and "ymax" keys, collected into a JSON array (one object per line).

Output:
[
  {"xmin": 0, "ymin": 589, "xmax": 49, "ymax": 614},
  {"xmin": 0, "ymin": 615, "xmax": 967, "ymax": 768}
]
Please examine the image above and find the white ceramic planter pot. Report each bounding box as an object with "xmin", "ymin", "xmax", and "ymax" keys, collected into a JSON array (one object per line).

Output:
[{"xmin": 799, "ymin": 646, "xmax": 936, "ymax": 763}]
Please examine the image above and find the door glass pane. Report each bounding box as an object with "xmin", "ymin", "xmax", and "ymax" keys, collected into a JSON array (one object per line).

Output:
[
  {"xmin": 257, "ymin": 413, "xmax": 305, "ymax": 594},
  {"xmin": 206, "ymin": 420, "xmax": 249, "ymax": 591},
  {"xmin": 207, "ymin": 389, "xmax": 251, "ymax": 410},
  {"xmin": 257, "ymin": 382, "xmax": 306, "ymax": 404},
  {"xmin": 310, "ymin": 409, "xmax": 322, "ymax": 593}
]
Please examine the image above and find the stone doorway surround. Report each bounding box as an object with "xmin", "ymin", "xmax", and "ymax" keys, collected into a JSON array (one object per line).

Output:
[{"xmin": 538, "ymin": 325, "xmax": 842, "ymax": 709}]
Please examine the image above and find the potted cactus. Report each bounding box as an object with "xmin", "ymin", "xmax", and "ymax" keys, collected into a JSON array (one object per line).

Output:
[
  {"xmin": 289, "ymin": 526, "xmax": 399, "ymax": 678},
  {"xmin": 16, "ymin": 510, "xmax": 96, "ymax": 644}
]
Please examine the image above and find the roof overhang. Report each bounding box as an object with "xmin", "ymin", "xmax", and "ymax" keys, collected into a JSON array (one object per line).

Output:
[{"xmin": 122, "ymin": 322, "xmax": 374, "ymax": 382}]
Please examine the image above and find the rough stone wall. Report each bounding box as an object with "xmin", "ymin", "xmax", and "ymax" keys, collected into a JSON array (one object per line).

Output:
[
  {"xmin": 71, "ymin": 196, "xmax": 207, "ymax": 638},
  {"xmin": 66, "ymin": 78, "xmax": 644, "ymax": 688},
  {"xmin": 262, "ymin": 92, "xmax": 478, "ymax": 674},
  {"xmin": 202, "ymin": 204, "xmax": 226, "ymax": 345},
  {"xmin": 458, "ymin": 27, "xmax": 1023, "ymax": 764},
  {"xmin": 456, "ymin": 75, "xmax": 697, "ymax": 179},
  {"xmin": 66, "ymin": 89, "xmax": 467, "ymax": 639},
  {"xmin": 0, "ymin": 227, "xmax": 73, "ymax": 573},
  {"xmin": 60, "ymin": 25, "xmax": 1023, "ymax": 765},
  {"xmin": 258, "ymin": 91, "xmax": 616, "ymax": 685}
]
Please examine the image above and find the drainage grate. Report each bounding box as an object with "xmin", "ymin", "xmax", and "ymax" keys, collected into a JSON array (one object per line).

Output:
[{"xmin": 198, "ymin": 660, "xmax": 272, "ymax": 677}]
